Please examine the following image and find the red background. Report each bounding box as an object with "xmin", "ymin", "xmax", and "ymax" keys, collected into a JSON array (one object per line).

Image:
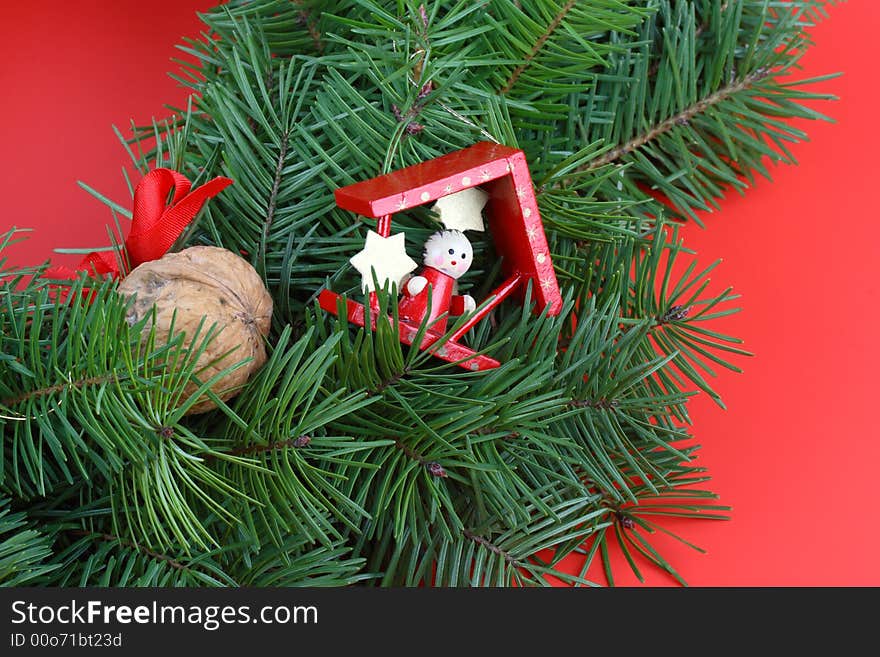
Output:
[{"xmin": 1, "ymin": 2, "xmax": 877, "ymax": 586}]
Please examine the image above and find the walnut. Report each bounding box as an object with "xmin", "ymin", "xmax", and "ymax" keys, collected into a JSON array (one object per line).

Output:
[{"xmin": 117, "ymin": 246, "xmax": 272, "ymax": 414}]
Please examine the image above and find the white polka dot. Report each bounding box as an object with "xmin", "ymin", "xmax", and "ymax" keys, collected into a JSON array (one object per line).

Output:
[
  {"xmin": 537, "ymin": 253, "xmax": 546, "ymax": 264},
  {"xmin": 461, "ymin": 176, "xmax": 471, "ymax": 186},
  {"xmin": 420, "ymin": 191, "xmax": 430, "ymax": 202},
  {"xmin": 524, "ymin": 208, "xmax": 532, "ymax": 218}
]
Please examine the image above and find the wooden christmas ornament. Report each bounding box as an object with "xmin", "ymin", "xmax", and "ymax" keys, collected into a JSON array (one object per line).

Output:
[
  {"xmin": 319, "ymin": 141, "xmax": 562, "ymax": 372},
  {"xmin": 117, "ymin": 245, "xmax": 272, "ymax": 414}
]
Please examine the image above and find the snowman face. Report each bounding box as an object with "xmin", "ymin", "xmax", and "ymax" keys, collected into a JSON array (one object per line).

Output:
[{"xmin": 423, "ymin": 230, "xmax": 473, "ymax": 280}]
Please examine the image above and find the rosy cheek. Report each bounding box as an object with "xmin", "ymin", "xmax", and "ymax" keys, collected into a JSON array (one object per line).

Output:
[{"xmin": 432, "ymin": 254, "xmax": 444, "ymax": 267}]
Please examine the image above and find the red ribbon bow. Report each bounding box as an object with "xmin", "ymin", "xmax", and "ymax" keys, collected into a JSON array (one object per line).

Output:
[{"xmin": 46, "ymin": 168, "xmax": 233, "ymax": 282}]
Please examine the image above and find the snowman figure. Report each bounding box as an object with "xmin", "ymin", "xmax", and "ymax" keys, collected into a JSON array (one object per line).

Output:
[{"xmin": 398, "ymin": 229, "xmax": 477, "ymax": 332}]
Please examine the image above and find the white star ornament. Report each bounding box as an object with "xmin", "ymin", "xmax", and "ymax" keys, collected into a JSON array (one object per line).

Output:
[
  {"xmin": 349, "ymin": 230, "xmax": 418, "ymax": 292},
  {"xmin": 432, "ymin": 187, "xmax": 488, "ymax": 232}
]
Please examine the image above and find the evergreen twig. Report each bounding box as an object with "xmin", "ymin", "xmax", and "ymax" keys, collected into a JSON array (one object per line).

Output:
[
  {"xmin": 500, "ymin": 0, "xmax": 578, "ymax": 94},
  {"xmin": 585, "ymin": 67, "xmax": 772, "ymax": 171}
]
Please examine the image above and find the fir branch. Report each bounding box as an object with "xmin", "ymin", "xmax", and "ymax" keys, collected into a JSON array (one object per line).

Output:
[
  {"xmin": 500, "ymin": 0, "xmax": 578, "ymax": 94},
  {"xmin": 294, "ymin": 2, "xmax": 324, "ymax": 54},
  {"xmin": 368, "ymin": 368, "xmax": 411, "ymax": 396},
  {"xmin": 585, "ymin": 67, "xmax": 772, "ymax": 171},
  {"xmin": 699, "ymin": 1, "xmax": 730, "ymax": 37},
  {"xmin": 393, "ymin": 439, "xmax": 446, "ymax": 477},
  {"xmin": 67, "ymin": 529, "xmax": 188, "ymax": 572},
  {"xmin": 570, "ymin": 398, "xmax": 620, "ymax": 410},
  {"xmin": 247, "ymin": 65, "xmax": 275, "ymax": 136},
  {"xmin": 391, "ymin": 83, "xmax": 432, "ymax": 136},
  {"xmin": 258, "ymin": 130, "xmax": 290, "ymax": 268},
  {"xmin": 648, "ymin": 2, "xmax": 730, "ymax": 77},
  {"xmin": 1, "ymin": 374, "xmax": 118, "ymax": 408},
  {"xmin": 223, "ymin": 435, "xmax": 312, "ymax": 458},
  {"xmin": 462, "ymin": 529, "xmax": 522, "ymax": 567},
  {"xmin": 473, "ymin": 427, "xmax": 521, "ymax": 440},
  {"xmin": 655, "ymin": 305, "xmax": 691, "ymax": 326}
]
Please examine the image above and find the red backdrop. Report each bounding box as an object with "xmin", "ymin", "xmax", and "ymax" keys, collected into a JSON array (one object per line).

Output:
[{"xmin": 1, "ymin": 2, "xmax": 877, "ymax": 586}]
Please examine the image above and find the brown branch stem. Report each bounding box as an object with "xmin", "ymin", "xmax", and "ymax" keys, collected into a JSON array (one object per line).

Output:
[
  {"xmin": 584, "ymin": 67, "xmax": 770, "ymax": 172},
  {"xmin": 463, "ymin": 529, "xmax": 522, "ymax": 567},
  {"xmin": 570, "ymin": 398, "xmax": 619, "ymax": 410},
  {"xmin": 2, "ymin": 374, "xmax": 117, "ymax": 408},
  {"xmin": 368, "ymin": 368, "xmax": 410, "ymax": 396},
  {"xmin": 221, "ymin": 435, "xmax": 312, "ymax": 459},
  {"xmin": 500, "ymin": 0, "xmax": 577, "ymax": 94},
  {"xmin": 258, "ymin": 130, "xmax": 290, "ymax": 267},
  {"xmin": 393, "ymin": 439, "xmax": 446, "ymax": 477},
  {"xmin": 68, "ymin": 529, "xmax": 187, "ymax": 572},
  {"xmin": 293, "ymin": 2, "xmax": 324, "ymax": 53},
  {"xmin": 393, "ymin": 439, "xmax": 428, "ymax": 465}
]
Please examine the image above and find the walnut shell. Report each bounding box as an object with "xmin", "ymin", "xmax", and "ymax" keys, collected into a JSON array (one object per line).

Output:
[{"xmin": 117, "ymin": 246, "xmax": 272, "ymax": 414}]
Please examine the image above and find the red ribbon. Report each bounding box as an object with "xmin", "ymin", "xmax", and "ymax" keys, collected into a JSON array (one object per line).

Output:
[{"xmin": 45, "ymin": 168, "xmax": 233, "ymax": 282}]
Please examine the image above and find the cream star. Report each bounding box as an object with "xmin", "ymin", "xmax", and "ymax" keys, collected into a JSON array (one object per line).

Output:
[
  {"xmin": 349, "ymin": 230, "xmax": 417, "ymax": 292},
  {"xmin": 432, "ymin": 187, "xmax": 488, "ymax": 232}
]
